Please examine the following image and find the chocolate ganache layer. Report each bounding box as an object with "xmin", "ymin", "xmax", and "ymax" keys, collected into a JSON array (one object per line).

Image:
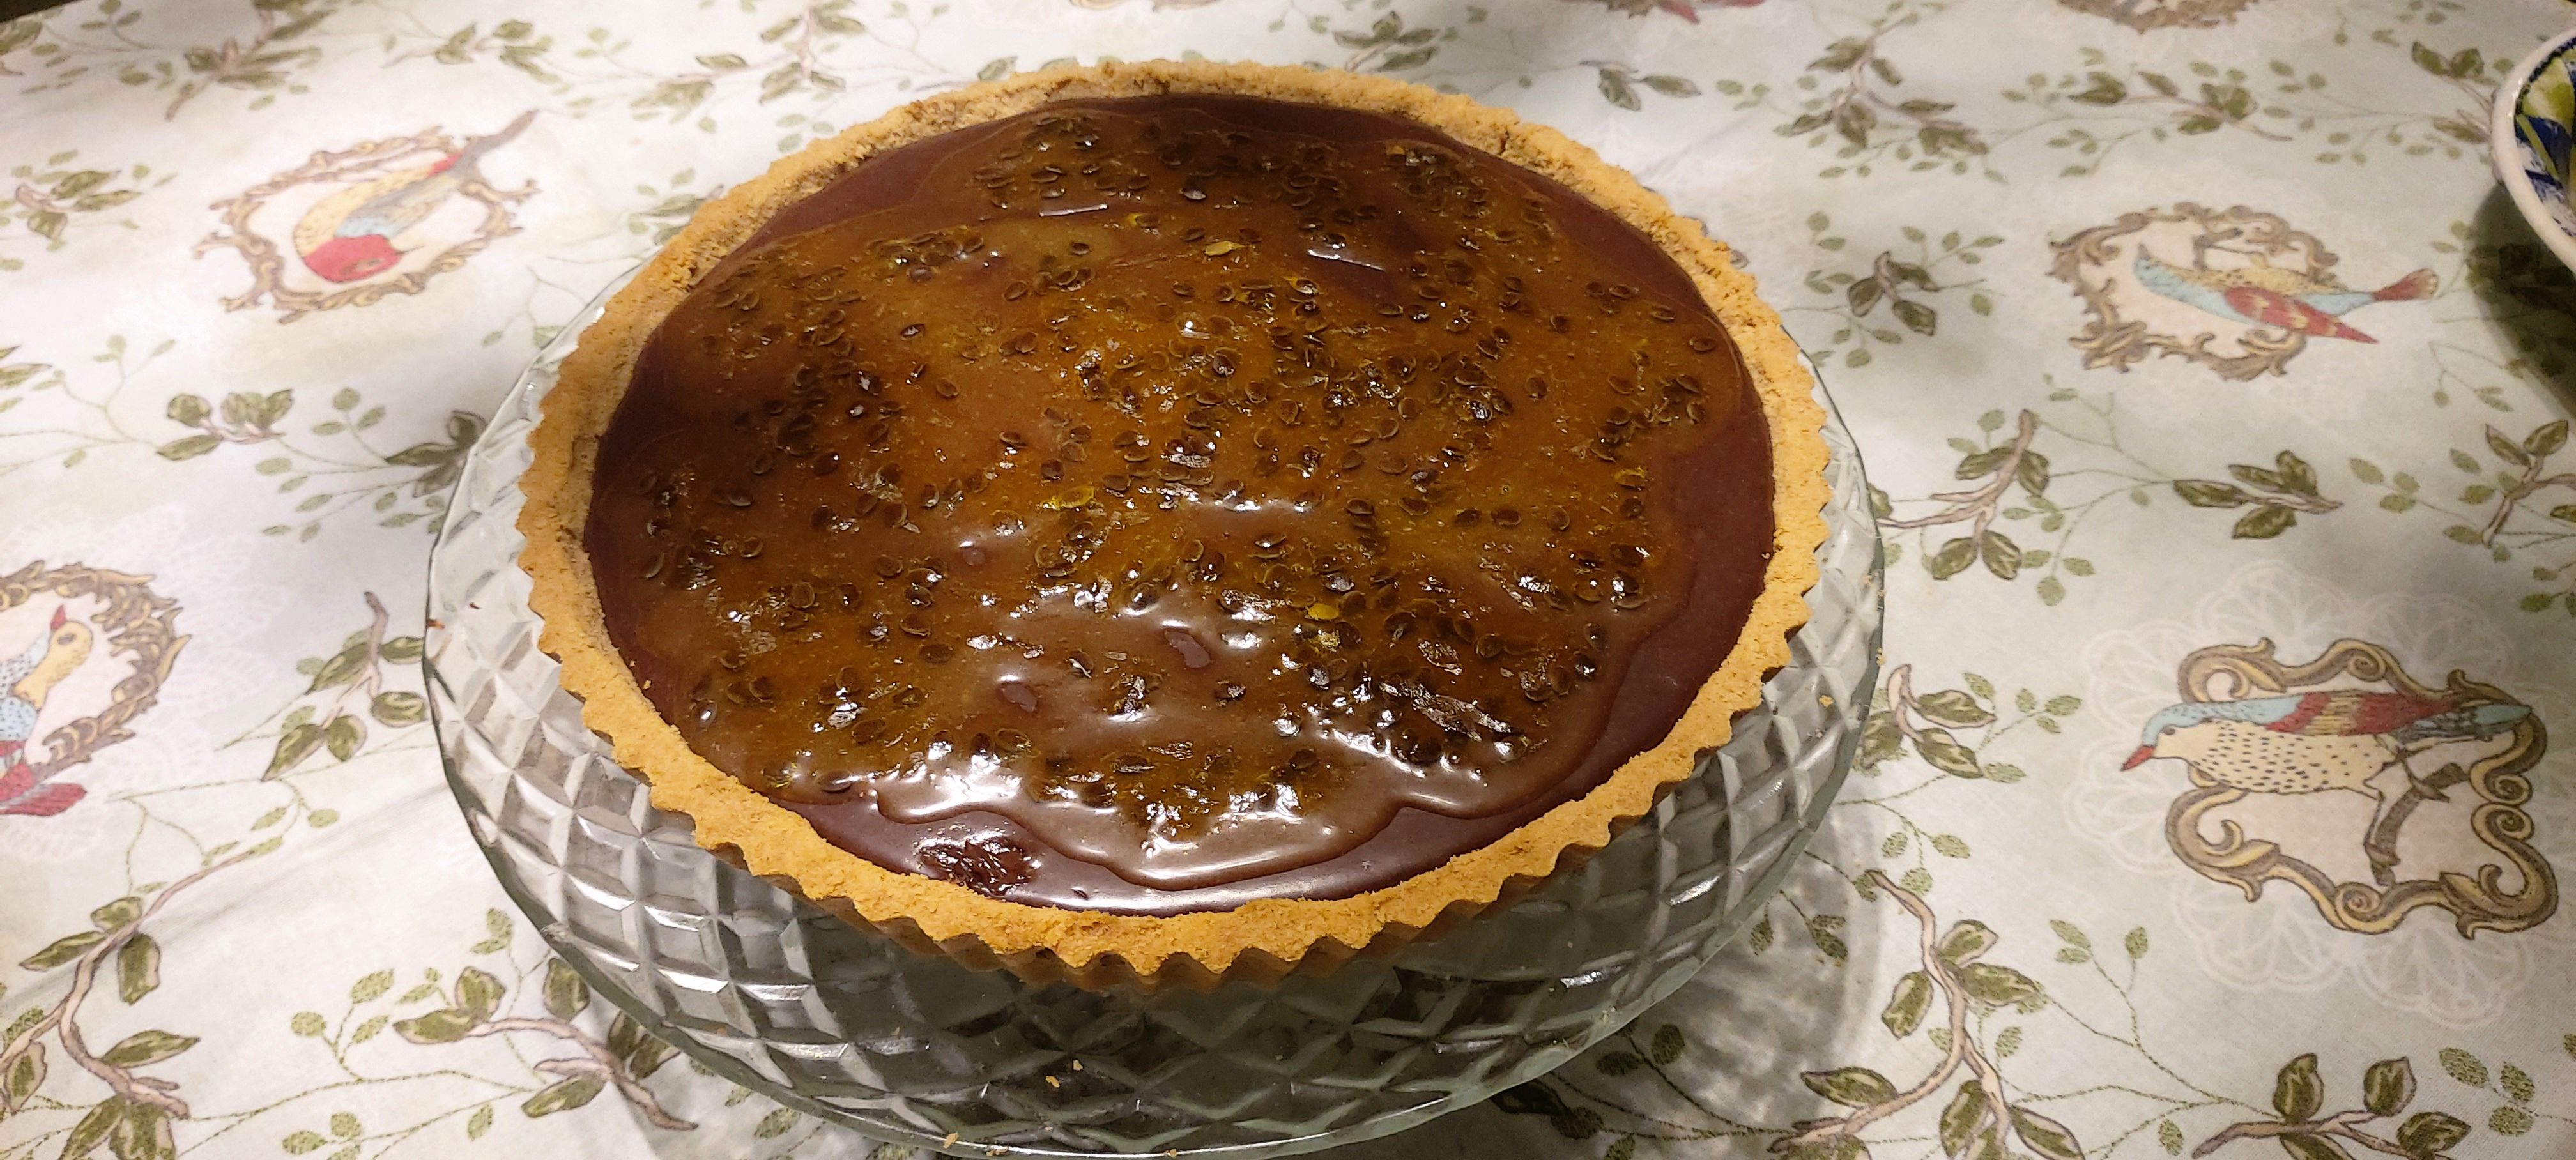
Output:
[{"xmin": 581, "ymin": 94, "xmax": 1775, "ymax": 915}]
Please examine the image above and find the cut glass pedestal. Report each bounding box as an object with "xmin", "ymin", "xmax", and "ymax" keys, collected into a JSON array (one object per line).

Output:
[{"xmin": 425, "ymin": 275, "xmax": 1883, "ymax": 1158}]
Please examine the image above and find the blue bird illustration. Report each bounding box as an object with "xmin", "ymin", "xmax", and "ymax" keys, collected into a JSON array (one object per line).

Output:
[
  {"xmin": 2125, "ymin": 689, "xmax": 2530, "ymax": 883},
  {"xmin": 2124, "ymin": 690, "xmax": 2529, "ymax": 796},
  {"xmin": 2132, "ymin": 250, "xmax": 2435, "ymax": 344}
]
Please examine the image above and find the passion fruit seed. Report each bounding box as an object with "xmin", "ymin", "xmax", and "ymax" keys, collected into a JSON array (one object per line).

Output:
[{"xmin": 590, "ymin": 100, "xmax": 1742, "ymax": 839}]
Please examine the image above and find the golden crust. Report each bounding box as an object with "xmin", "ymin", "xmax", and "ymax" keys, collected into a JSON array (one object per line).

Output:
[{"xmin": 518, "ymin": 60, "xmax": 1829, "ymax": 991}]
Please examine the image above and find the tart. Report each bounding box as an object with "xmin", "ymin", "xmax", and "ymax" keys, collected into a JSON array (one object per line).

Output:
[{"xmin": 519, "ymin": 60, "xmax": 1827, "ymax": 990}]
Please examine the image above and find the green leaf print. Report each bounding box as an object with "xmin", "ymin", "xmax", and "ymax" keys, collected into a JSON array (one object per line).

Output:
[
  {"xmin": 98, "ymin": 1029, "xmax": 194, "ymax": 1067},
  {"xmin": 4, "ymin": 1042, "xmax": 45, "ymax": 1106},
  {"xmin": 322, "ymin": 714, "xmax": 363, "ymax": 761},
  {"xmin": 2009, "ymin": 1105, "xmax": 2083, "ymax": 1160},
  {"xmin": 1938, "ymin": 1081, "xmax": 1983, "ymax": 1156},
  {"xmin": 349, "ymin": 970, "xmax": 394, "ymax": 1004},
  {"xmin": 115, "ymin": 935, "xmax": 160, "ymax": 1004},
  {"xmin": 1936, "ymin": 920, "xmax": 1997, "ymax": 965},
  {"xmin": 20, "ymin": 930, "xmax": 105, "ymax": 970},
  {"xmin": 61, "ymin": 1096, "xmax": 125, "ymax": 1160},
  {"xmin": 2233, "ymin": 505, "xmax": 2297, "ymax": 539},
  {"xmin": 1916, "ymin": 728, "xmax": 1981, "ymax": 777},
  {"xmin": 542, "ymin": 958, "xmax": 590, "ymax": 1020},
  {"xmin": 2175, "ymin": 480, "xmax": 2251, "ymax": 507},
  {"xmin": 121, "ymin": 1101, "xmax": 178, "ymax": 1160},
  {"xmin": 369, "ymin": 691, "xmax": 425, "ymax": 726},
  {"xmin": 89, "ymin": 897, "xmax": 141, "ymax": 930},
  {"xmin": 470, "ymin": 908, "xmax": 511, "ymax": 954},
  {"xmin": 2274, "ymin": 1053, "xmax": 2325, "ymax": 1120},
  {"xmin": 1913, "ymin": 689, "xmax": 1993, "ymax": 728},
  {"xmin": 1886, "ymin": 393, "xmax": 2338, "ymax": 599},
  {"xmin": 392, "ymin": 1009, "xmax": 476, "ymax": 1045},
  {"xmin": 1802, "ymin": 1067, "xmax": 1898, "ymax": 1107},
  {"xmin": 1597, "ymin": 66, "xmax": 1639, "ymax": 111},
  {"xmin": 2500, "ymin": 1062, "xmax": 2534, "ymax": 1104},
  {"xmin": 1958, "ymin": 963, "xmax": 2042, "ymax": 1007},
  {"xmin": 153, "ymin": 434, "xmax": 219, "ymax": 461},
  {"xmin": 520, "ymin": 1074, "xmax": 605, "ymax": 1117},
  {"xmin": 1650, "ymin": 1023, "xmax": 1685, "ymax": 1065},
  {"xmin": 1491, "ymin": 1081, "xmax": 1574, "ymax": 1119},
  {"xmin": 2363, "ymin": 1057, "xmax": 2416, "ymax": 1117},
  {"xmin": 264, "ymin": 722, "xmax": 323, "ymax": 778},
  {"xmin": 1882, "ymin": 972, "xmax": 1933, "ymax": 1037},
  {"xmin": 2275, "ymin": 1134, "xmax": 2347, "ymax": 1160},
  {"xmin": 454, "ymin": 967, "xmax": 504, "ymax": 1020},
  {"xmin": 2398, "ymin": 1110, "xmax": 2471, "ymax": 1154}
]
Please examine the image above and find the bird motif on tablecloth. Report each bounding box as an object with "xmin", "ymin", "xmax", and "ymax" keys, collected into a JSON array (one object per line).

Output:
[
  {"xmin": 0, "ymin": 607, "xmax": 95, "ymax": 818},
  {"xmin": 2122, "ymin": 690, "xmax": 2529, "ymax": 792},
  {"xmin": 1549, "ymin": 0, "xmax": 1765, "ymax": 17},
  {"xmin": 291, "ymin": 111, "xmax": 534, "ymax": 284},
  {"xmin": 2131, "ymin": 250, "xmax": 2435, "ymax": 344}
]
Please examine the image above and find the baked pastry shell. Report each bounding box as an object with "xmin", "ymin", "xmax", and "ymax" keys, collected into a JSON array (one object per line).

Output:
[{"xmin": 518, "ymin": 60, "xmax": 1830, "ymax": 991}]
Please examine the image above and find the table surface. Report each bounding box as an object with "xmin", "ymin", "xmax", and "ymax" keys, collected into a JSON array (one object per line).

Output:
[{"xmin": 4, "ymin": 1, "xmax": 2575, "ymax": 1158}]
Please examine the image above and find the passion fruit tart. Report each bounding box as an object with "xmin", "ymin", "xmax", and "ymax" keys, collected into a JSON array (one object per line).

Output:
[{"xmin": 519, "ymin": 60, "xmax": 1827, "ymax": 990}]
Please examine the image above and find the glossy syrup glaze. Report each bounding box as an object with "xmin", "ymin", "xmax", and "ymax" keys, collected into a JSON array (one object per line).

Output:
[{"xmin": 584, "ymin": 95, "xmax": 1774, "ymax": 913}]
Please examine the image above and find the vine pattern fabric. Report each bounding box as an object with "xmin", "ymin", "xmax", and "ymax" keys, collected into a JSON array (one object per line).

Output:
[{"xmin": 1, "ymin": 0, "xmax": 2573, "ymax": 1157}]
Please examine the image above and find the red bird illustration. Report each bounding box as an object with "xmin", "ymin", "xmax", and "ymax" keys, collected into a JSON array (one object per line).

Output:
[
  {"xmin": 1572, "ymin": 0, "xmax": 1765, "ymax": 17},
  {"xmin": 0, "ymin": 607, "xmax": 94, "ymax": 818},
  {"xmin": 2122, "ymin": 689, "xmax": 2530, "ymax": 791},
  {"xmin": 292, "ymin": 111, "xmax": 535, "ymax": 284},
  {"xmin": 2133, "ymin": 250, "xmax": 2435, "ymax": 344},
  {"xmin": 2122, "ymin": 689, "xmax": 2530, "ymax": 883}
]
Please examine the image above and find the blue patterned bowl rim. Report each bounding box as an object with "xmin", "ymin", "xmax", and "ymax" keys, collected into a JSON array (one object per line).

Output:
[{"xmin": 2491, "ymin": 26, "xmax": 2576, "ymax": 272}]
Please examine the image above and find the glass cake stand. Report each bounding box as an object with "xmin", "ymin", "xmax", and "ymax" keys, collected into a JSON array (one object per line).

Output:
[{"xmin": 424, "ymin": 271, "xmax": 1883, "ymax": 1158}]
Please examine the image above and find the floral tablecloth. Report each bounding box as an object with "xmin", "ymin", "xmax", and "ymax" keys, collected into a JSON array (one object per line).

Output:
[{"xmin": 6, "ymin": 0, "xmax": 2576, "ymax": 1157}]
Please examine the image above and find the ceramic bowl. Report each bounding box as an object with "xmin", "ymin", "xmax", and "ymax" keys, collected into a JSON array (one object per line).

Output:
[{"xmin": 2494, "ymin": 26, "xmax": 2576, "ymax": 270}]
